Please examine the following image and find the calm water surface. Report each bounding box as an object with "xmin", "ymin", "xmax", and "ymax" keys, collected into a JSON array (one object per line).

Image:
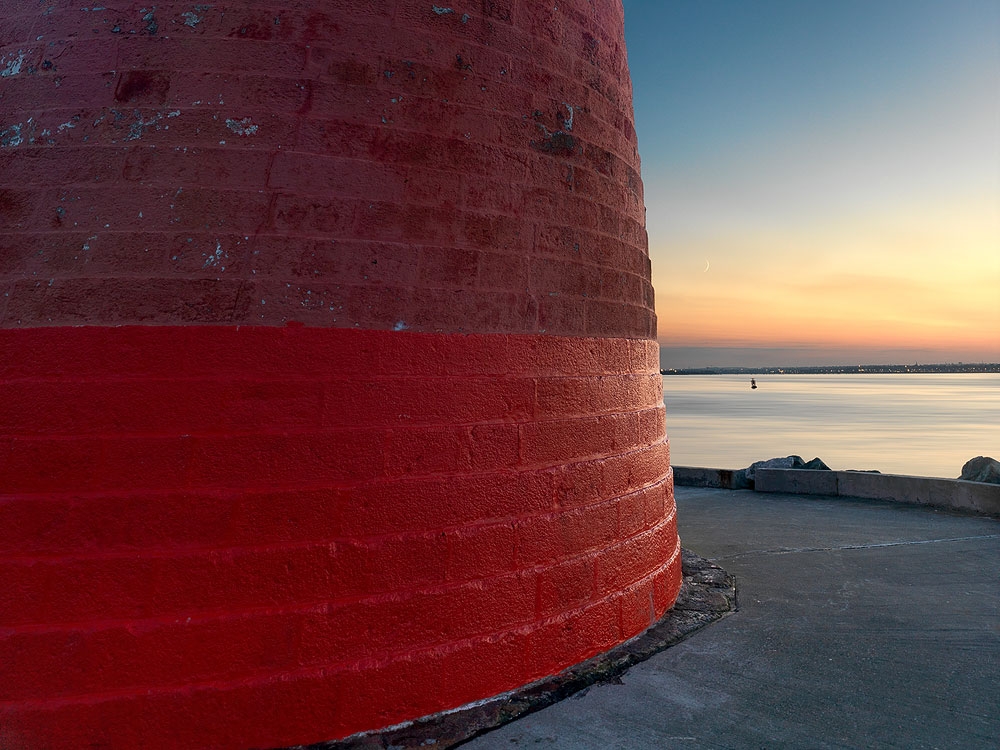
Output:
[{"xmin": 661, "ymin": 374, "xmax": 1000, "ymax": 478}]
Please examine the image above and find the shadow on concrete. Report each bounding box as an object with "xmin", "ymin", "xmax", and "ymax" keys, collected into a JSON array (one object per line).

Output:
[{"xmin": 466, "ymin": 488, "xmax": 1000, "ymax": 749}]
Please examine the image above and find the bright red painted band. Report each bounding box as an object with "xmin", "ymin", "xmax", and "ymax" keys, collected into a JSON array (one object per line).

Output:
[{"xmin": 0, "ymin": 325, "xmax": 680, "ymax": 748}]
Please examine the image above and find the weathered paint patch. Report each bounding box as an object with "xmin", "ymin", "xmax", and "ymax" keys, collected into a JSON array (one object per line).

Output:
[
  {"xmin": 0, "ymin": 119, "xmax": 35, "ymax": 148},
  {"xmin": 202, "ymin": 240, "xmax": 228, "ymax": 269},
  {"xmin": 1, "ymin": 51, "xmax": 27, "ymax": 77},
  {"xmin": 563, "ymin": 103, "xmax": 576, "ymax": 131},
  {"xmin": 123, "ymin": 109, "xmax": 179, "ymax": 141},
  {"xmin": 225, "ymin": 117, "xmax": 258, "ymax": 135},
  {"xmin": 140, "ymin": 7, "xmax": 158, "ymax": 34},
  {"xmin": 176, "ymin": 2, "xmax": 212, "ymax": 29}
]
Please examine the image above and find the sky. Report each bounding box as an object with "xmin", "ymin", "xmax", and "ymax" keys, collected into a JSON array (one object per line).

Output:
[{"xmin": 622, "ymin": 0, "xmax": 1000, "ymax": 368}]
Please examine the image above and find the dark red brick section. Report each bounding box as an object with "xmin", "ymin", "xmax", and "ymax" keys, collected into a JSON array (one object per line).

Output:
[
  {"xmin": 0, "ymin": 1, "xmax": 679, "ymax": 747},
  {"xmin": 1, "ymin": 0, "xmax": 653, "ymax": 335}
]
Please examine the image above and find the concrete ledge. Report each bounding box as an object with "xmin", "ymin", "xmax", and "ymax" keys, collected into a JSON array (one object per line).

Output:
[
  {"xmin": 673, "ymin": 466, "xmax": 750, "ymax": 490},
  {"xmin": 755, "ymin": 468, "xmax": 1000, "ymax": 518},
  {"xmin": 754, "ymin": 468, "xmax": 838, "ymax": 496}
]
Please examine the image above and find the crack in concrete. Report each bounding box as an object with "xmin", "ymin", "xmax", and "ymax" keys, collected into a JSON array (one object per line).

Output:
[{"xmin": 714, "ymin": 533, "xmax": 1000, "ymax": 561}]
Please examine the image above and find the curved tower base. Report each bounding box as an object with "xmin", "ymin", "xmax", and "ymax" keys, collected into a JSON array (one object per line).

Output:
[
  {"xmin": 0, "ymin": 0, "xmax": 681, "ymax": 745},
  {"xmin": 0, "ymin": 326, "xmax": 680, "ymax": 747}
]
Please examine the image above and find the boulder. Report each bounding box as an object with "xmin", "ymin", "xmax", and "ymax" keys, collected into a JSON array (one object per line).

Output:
[
  {"xmin": 743, "ymin": 455, "xmax": 805, "ymax": 483},
  {"xmin": 959, "ymin": 456, "xmax": 1000, "ymax": 485},
  {"xmin": 801, "ymin": 457, "xmax": 831, "ymax": 471}
]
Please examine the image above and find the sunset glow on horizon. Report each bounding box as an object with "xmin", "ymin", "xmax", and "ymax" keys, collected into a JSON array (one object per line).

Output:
[{"xmin": 624, "ymin": 0, "xmax": 1000, "ymax": 367}]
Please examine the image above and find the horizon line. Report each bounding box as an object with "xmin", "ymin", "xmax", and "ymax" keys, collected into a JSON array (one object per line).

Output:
[{"xmin": 661, "ymin": 362, "xmax": 1000, "ymax": 373}]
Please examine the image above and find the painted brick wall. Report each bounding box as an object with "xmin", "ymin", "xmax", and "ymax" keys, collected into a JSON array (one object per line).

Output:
[
  {"xmin": 0, "ymin": 327, "xmax": 680, "ymax": 747},
  {"xmin": 1, "ymin": 0, "xmax": 653, "ymax": 337},
  {"xmin": 0, "ymin": 1, "xmax": 680, "ymax": 747}
]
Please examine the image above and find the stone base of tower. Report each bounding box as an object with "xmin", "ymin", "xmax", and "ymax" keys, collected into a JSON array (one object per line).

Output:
[{"xmin": 0, "ymin": 325, "xmax": 681, "ymax": 749}]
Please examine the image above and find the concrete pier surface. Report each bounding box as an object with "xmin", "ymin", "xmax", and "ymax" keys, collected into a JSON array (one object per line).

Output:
[{"xmin": 464, "ymin": 487, "xmax": 1000, "ymax": 749}]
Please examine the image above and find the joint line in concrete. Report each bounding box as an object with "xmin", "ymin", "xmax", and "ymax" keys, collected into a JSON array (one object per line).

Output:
[{"xmin": 714, "ymin": 533, "xmax": 1000, "ymax": 561}]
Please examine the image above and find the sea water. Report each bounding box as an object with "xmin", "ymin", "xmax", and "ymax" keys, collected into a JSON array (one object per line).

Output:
[{"xmin": 661, "ymin": 373, "xmax": 1000, "ymax": 478}]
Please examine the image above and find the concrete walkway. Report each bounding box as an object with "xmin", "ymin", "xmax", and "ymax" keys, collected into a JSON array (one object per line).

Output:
[{"xmin": 465, "ymin": 487, "xmax": 1000, "ymax": 749}]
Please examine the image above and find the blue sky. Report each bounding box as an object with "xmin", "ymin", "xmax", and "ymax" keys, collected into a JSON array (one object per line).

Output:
[{"xmin": 622, "ymin": 0, "xmax": 1000, "ymax": 367}]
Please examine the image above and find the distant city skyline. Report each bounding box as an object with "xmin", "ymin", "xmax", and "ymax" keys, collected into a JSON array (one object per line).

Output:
[
  {"xmin": 623, "ymin": 0, "xmax": 1000, "ymax": 368},
  {"xmin": 659, "ymin": 344, "xmax": 1000, "ymax": 371}
]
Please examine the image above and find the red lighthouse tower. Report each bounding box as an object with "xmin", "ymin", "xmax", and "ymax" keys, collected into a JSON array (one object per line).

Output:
[{"xmin": 0, "ymin": 2, "xmax": 681, "ymax": 747}]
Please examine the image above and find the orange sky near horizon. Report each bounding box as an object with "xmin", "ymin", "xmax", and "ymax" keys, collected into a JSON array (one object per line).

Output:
[{"xmin": 650, "ymin": 195, "xmax": 1000, "ymax": 355}]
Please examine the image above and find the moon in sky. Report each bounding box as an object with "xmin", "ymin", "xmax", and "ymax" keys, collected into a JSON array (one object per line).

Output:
[{"xmin": 703, "ymin": 260, "xmax": 710, "ymax": 272}]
